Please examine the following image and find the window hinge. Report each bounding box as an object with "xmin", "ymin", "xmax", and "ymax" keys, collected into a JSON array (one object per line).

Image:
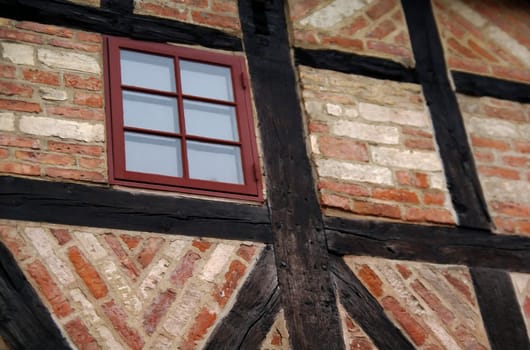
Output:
[
  {"xmin": 240, "ymin": 72, "xmax": 247, "ymax": 89},
  {"xmin": 252, "ymin": 163, "xmax": 259, "ymax": 181}
]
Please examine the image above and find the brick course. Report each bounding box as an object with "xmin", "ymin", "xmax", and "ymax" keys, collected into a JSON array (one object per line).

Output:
[
  {"xmin": 0, "ymin": 219, "xmax": 263, "ymax": 349},
  {"xmin": 301, "ymin": 66, "xmax": 455, "ymax": 225},
  {"xmin": 0, "ymin": 19, "xmax": 107, "ymax": 184}
]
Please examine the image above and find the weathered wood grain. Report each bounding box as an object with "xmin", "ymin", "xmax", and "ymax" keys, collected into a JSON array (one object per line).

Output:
[{"xmin": 452, "ymin": 71, "xmax": 530, "ymax": 103}]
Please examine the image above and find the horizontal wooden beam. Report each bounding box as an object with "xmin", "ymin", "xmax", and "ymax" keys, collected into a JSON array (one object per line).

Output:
[
  {"xmin": 325, "ymin": 217, "xmax": 530, "ymax": 273},
  {"xmin": 294, "ymin": 47, "xmax": 417, "ymax": 83},
  {"xmin": 452, "ymin": 71, "xmax": 530, "ymax": 103},
  {"xmin": 0, "ymin": 0, "xmax": 242, "ymax": 51},
  {"xmin": 0, "ymin": 176, "xmax": 272, "ymax": 243}
]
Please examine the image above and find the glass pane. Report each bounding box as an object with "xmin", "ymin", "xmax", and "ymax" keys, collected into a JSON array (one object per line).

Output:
[
  {"xmin": 123, "ymin": 91, "xmax": 179, "ymax": 133},
  {"xmin": 120, "ymin": 50, "xmax": 176, "ymax": 92},
  {"xmin": 180, "ymin": 60, "xmax": 233, "ymax": 101},
  {"xmin": 184, "ymin": 100, "xmax": 238, "ymax": 141},
  {"xmin": 125, "ymin": 132, "xmax": 182, "ymax": 177},
  {"xmin": 187, "ymin": 141, "xmax": 243, "ymax": 184}
]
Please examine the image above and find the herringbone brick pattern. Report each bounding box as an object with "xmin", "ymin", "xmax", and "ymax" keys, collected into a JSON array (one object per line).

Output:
[
  {"xmin": 344, "ymin": 256, "xmax": 491, "ymax": 349},
  {"xmin": 288, "ymin": 0, "xmax": 414, "ymax": 66},
  {"xmin": 0, "ymin": 219, "xmax": 262, "ymax": 350},
  {"xmin": 433, "ymin": 0, "xmax": 530, "ymax": 83}
]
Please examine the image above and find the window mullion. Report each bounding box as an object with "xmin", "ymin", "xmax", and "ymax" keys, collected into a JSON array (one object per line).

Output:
[{"xmin": 175, "ymin": 56, "xmax": 189, "ymax": 179}]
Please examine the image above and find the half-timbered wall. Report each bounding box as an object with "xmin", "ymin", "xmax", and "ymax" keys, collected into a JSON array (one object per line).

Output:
[{"xmin": 0, "ymin": 0, "xmax": 529, "ymax": 349}]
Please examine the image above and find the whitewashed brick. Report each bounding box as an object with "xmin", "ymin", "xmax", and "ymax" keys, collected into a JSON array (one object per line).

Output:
[
  {"xmin": 310, "ymin": 134, "xmax": 320, "ymax": 154},
  {"xmin": 331, "ymin": 120, "xmax": 399, "ymax": 144},
  {"xmin": 484, "ymin": 26, "xmax": 530, "ymax": 69},
  {"xmin": 100, "ymin": 261, "xmax": 142, "ymax": 314},
  {"xmin": 72, "ymin": 231, "xmax": 108, "ymax": 259},
  {"xmin": 163, "ymin": 283, "xmax": 202, "ymax": 337},
  {"xmin": 19, "ymin": 116, "xmax": 104, "ymax": 142},
  {"xmin": 139, "ymin": 258, "xmax": 170, "ymax": 299},
  {"xmin": 1, "ymin": 43, "xmax": 34, "ymax": 65},
  {"xmin": 482, "ymin": 179, "xmax": 530, "ymax": 205},
  {"xmin": 97, "ymin": 326, "xmax": 126, "ymax": 350},
  {"xmin": 70, "ymin": 289, "xmax": 101, "ymax": 324},
  {"xmin": 371, "ymin": 146, "xmax": 442, "ymax": 171},
  {"xmin": 0, "ymin": 112, "xmax": 15, "ymax": 131},
  {"xmin": 467, "ymin": 116, "xmax": 517, "ymax": 139},
  {"xmin": 359, "ymin": 102, "xmax": 428, "ymax": 127},
  {"xmin": 510, "ymin": 273, "xmax": 529, "ymax": 296},
  {"xmin": 326, "ymin": 103, "xmax": 343, "ymax": 116},
  {"xmin": 519, "ymin": 124, "xmax": 530, "ymax": 141},
  {"xmin": 450, "ymin": 2, "xmax": 487, "ymax": 27},
  {"xmin": 344, "ymin": 107, "xmax": 359, "ymax": 118},
  {"xmin": 429, "ymin": 173, "xmax": 447, "ymax": 190},
  {"xmin": 316, "ymin": 158, "xmax": 393, "ymax": 185},
  {"xmin": 39, "ymin": 87, "xmax": 68, "ymax": 101},
  {"xmin": 200, "ymin": 243, "xmax": 236, "ymax": 282},
  {"xmin": 37, "ymin": 48, "xmax": 100, "ymax": 74},
  {"xmin": 163, "ymin": 239, "xmax": 187, "ymax": 260},
  {"xmin": 300, "ymin": 0, "xmax": 373, "ymax": 28}
]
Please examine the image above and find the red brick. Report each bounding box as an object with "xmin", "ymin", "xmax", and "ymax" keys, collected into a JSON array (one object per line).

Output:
[
  {"xmin": 181, "ymin": 308, "xmax": 217, "ymax": 350},
  {"xmin": 15, "ymin": 21, "xmax": 74, "ymax": 37},
  {"xmin": 27, "ymin": 260, "xmax": 72, "ymax": 317},
  {"xmin": 137, "ymin": 3, "xmax": 189, "ymax": 21},
  {"xmin": 394, "ymin": 31, "xmax": 409, "ymax": 46},
  {"xmin": 64, "ymin": 73, "xmax": 102, "ymax": 91},
  {"xmin": 213, "ymin": 260, "xmax": 246, "ymax": 307},
  {"xmin": 411, "ymin": 280, "xmax": 455, "ymax": 324},
  {"xmin": 0, "ymin": 81, "xmax": 33, "ymax": 97},
  {"xmin": 64, "ymin": 318, "xmax": 99, "ymax": 350},
  {"xmin": 447, "ymin": 37, "xmax": 478, "ymax": 59},
  {"xmin": 293, "ymin": 29, "xmax": 320, "ymax": 46},
  {"xmin": 236, "ymin": 244, "xmax": 257, "ymax": 262},
  {"xmin": 104, "ymin": 233, "xmax": 140, "ymax": 281},
  {"xmin": 367, "ymin": 40, "xmax": 411, "ymax": 58},
  {"xmin": 143, "ymin": 289, "xmax": 177, "ymax": 335},
  {"xmin": 396, "ymin": 264, "xmax": 412, "ymax": 279},
  {"xmin": 289, "ymin": 0, "xmax": 321, "ymax": 20},
  {"xmin": 413, "ymin": 172, "xmax": 429, "ymax": 189},
  {"xmin": 79, "ymin": 157, "xmax": 105, "ymax": 169},
  {"xmin": 22, "ymin": 69, "xmax": 60, "ymax": 86},
  {"xmin": 192, "ymin": 239, "xmax": 212, "ymax": 252},
  {"xmin": 0, "ymin": 28, "xmax": 44, "ymax": 44},
  {"xmin": 73, "ymin": 92, "xmax": 103, "ymax": 108},
  {"xmin": 0, "ymin": 224, "xmax": 31, "ymax": 261},
  {"xmin": 0, "ymin": 99, "xmax": 41, "ymax": 113},
  {"xmin": 502, "ymin": 155, "xmax": 528, "ymax": 168},
  {"xmin": 102, "ymin": 300, "xmax": 144, "ymax": 350},
  {"xmin": 357, "ymin": 265, "xmax": 383, "ymax": 297},
  {"xmin": 339, "ymin": 16, "xmax": 368, "ymax": 36},
  {"xmin": 516, "ymin": 221, "xmax": 530, "ymax": 235},
  {"xmin": 0, "ymin": 64, "xmax": 16, "ymax": 79},
  {"xmin": 372, "ymin": 188, "xmax": 419, "ymax": 204},
  {"xmin": 0, "ymin": 148, "xmax": 8, "ymax": 158},
  {"xmin": 47, "ymin": 141, "xmax": 102, "ymax": 156},
  {"xmin": 137, "ymin": 237, "xmax": 165, "ymax": 268},
  {"xmin": 50, "ymin": 228, "xmax": 72, "ymax": 245},
  {"xmin": 367, "ymin": 19, "xmax": 396, "ymax": 40},
  {"xmin": 402, "ymin": 127, "xmax": 432, "ymax": 139},
  {"xmin": 308, "ymin": 121, "xmax": 328, "ymax": 133},
  {"xmin": 76, "ymin": 32, "xmax": 102, "ymax": 43},
  {"xmin": 405, "ymin": 207, "xmax": 454, "ymax": 224},
  {"xmin": 0, "ymin": 134, "xmax": 39, "ymax": 148},
  {"xmin": 120, "ymin": 234, "xmax": 141, "ymax": 250},
  {"xmin": 45, "ymin": 167, "xmax": 105, "ymax": 182},
  {"xmin": 212, "ymin": 0, "xmax": 238, "ymax": 14},
  {"xmin": 319, "ymin": 180, "xmax": 370, "ymax": 197},
  {"xmin": 404, "ymin": 138, "xmax": 435, "ymax": 150},
  {"xmin": 491, "ymin": 65, "xmax": 530, "ymax": 84},
  {"xmin": 493, "ymin": 217, "xmax": 516, "ymax": 234},
  {"xmin": 447, "ymin": 57, "xmax": 489, "ymax": 75},
  {"xmin": 15, "ymin": 150, "xmax": 75, "ymax": 166},
  {"xmin": 321, "ymin": 193, "xmax": 351, "ymax": 211},
  {"xmin": 352, "ymin": 201, "xmax": 401, "ymax": 219},
  {"xmin": 366, "ymin": 0, "xmax": 397, "ymax": 20},
  {"xmin": 464, "ymin": 43, "xmax": 493, "ymax": 63},
  {"xmin": 515, "ymin": 141, "xmax": 530, "ymax": 153},
  {"xmin": 473, "ymin": 150, "xmax": 495, "ymax": 163},
  {"xmin": 491, "ymin": 201, "xmax": 530, "ymax": 217},
  {"xmin": 382, "ymin": 296, "xmax": 427, "ymax": 346},
  {"xmin": 0, "ymin": 161, "xmax": 40, "ymax": 175},
  {"xmin": 470, "ymin": 135, "xmax": 510, "ymax": 151},
  {"xmin": 478, "ymin": 165, "xmax": 519, "ymax": 180},
  {"xmin": 484, "ymin": 104, "xmax": 525, "ymax": 122},
  {"xmin": 46, "ymin": 105, "xmax": 104, "ymax": 120},
  {"xmin": 49, "ymin": 38, "xmax": 99, "ymax": 52},
  {"xmin": 524, "ymin": 297, "xmax": 530, "ymax": 317},
  {"xmin": 423, "ymin": 191, "xmax": 445, "ymax": 206},
  {"xmin": 170, "ymin": 250, "xmax": 201, "ymax": 287},
  {"xmin": 321, "ymin": 35, "xmax": 364, "ymax": 51},
  {"xmin": 443, "ymin": 271, "xmax": 475, "ymax": 306},
  {"xmin": 191, "ymin": 11, "xmax": 240, "ymax": 31},
  {"xmin": 319, "ymin": 136, "xmax": 369, "ymax": 162},
  {"xmin": 68, "ymin": 246, "xmax": 108, "ymax": 299},
  {"xmin": 396, "ymin": 170, "xmax": 412, "ymax": 186},
  {"xmin": 454, "ymin": 324, "xmax": 488, "ymax": 350}
]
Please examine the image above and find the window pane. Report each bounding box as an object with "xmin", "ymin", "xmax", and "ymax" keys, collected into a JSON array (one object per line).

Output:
[
  {"xmin": 187, "ymin": 141, "xmax": 243, "ymax": 184},
  {"xmin": 125, "ymin": 132, "xmax": 182, "ymax": 177},
  {"xmin": 123, "ymin": 91, "xmax": 179, "ymax": 133},
  {"xmin": 120, "ymin": 50, "xmax": 176, "ymax": 92},
  {"xmin": 180, "ymin": 60, "xmax": 233, "ymax": 101},
  {"xmin": 184, "ymin": 100, "xmax": 238, "ymax": 141}
]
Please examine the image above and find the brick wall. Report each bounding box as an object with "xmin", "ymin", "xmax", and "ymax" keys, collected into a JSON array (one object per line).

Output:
[
  {"xmin": 0, "ymin": 19, "xmax": 107, "ymax": 184},
  {"xmin": 433, "ymin": 0, "xmax": 530, "ymax": 83},
  {"xmin": 0, "ymin": 218, "xmax": 262, "ymax": 350},
  {"xmin": 260, "ymin": 310, "xmax": 290, "ymax": 350},
  {"xmin": 458, "ymin": 94, "xmax": 530, "ymax": 236},
  {"xmin": 288, "ymin": 0, "xmax": 414, "ymax": 66},
  {"xmin": 301, "ymin": 66, "xmax": 455, "ymax": 225},
  {"xmin": 134, "ymin": 0, "xmax": 241, "ymax": 34},
  {"xmin": 344, "ymin": 256, "xmax": 491, "ymax": 349}
]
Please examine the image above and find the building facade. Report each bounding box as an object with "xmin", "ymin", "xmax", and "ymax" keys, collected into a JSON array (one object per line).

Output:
[{"xmin": 0, "ymin": 0, "xmax": 529, "ymax": 349}]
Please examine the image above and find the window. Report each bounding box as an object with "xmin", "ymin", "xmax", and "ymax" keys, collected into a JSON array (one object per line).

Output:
[{"xmin": 104, "ymin": 37, "xmax": 261, "ymax": 200}]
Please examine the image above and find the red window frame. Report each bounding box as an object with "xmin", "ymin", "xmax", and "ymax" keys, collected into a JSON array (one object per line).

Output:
[{"xmin": 104, "ymin": 36, "xmax": 262, "ymax": 201}]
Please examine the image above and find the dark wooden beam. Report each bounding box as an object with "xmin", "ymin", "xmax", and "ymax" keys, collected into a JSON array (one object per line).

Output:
[
  {"xmin": 401, "ymin": 0, "xmax": 491, "ymax": 230},
  {"xmin": 294, "ymin": 47, "xmax": 417, "ymax": 83},
  {"xmin": 239, "ymin": 1, "xmax": 344, "ymax": 348},
  {"xmin": 0, "ymin": 0, "xmax": 242, "ymax": 51},
  {"xmin": 325, "ymin": 217, "xmax": 530, "ymax": 273},
  {"xmin": 0, "ymin": 176, "xmax": 272, "ymax": 243},
  {"xmin": 0, "ymin": 243, "xmax": 71, "ymax": 350},
  {"xmin": 331, "ymin": 256, "xmax": 415, "ymax": 350},
  {"xmin": 470, "ymin": 268, "xmax": 530, "ymax": 350},
  {"xmin": 204, "ymin": 247, "xmax": 280, "ymax": 350},
  {"xmin": 452, "ymin": 71, "xmax": 530, "ymax": 103},
  {"xmin": 100, "ymin": 0, "xmax": 133, "ymax": 14}
]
